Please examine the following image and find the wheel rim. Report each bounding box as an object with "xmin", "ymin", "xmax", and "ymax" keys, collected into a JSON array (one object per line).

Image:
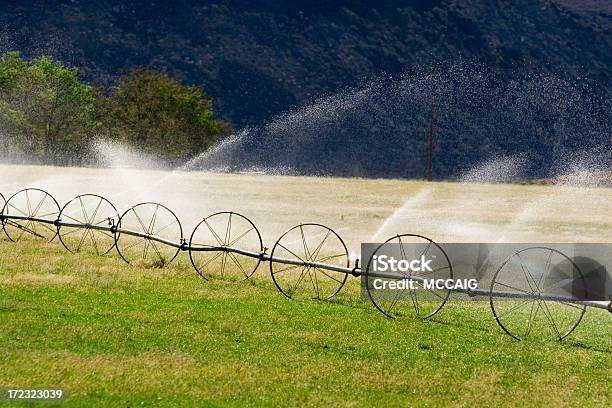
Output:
[
  {"xmin": 269, "ymin": 223, "xmax": 349, "ymax": 300},
  {"xmin": 2, "ymin": 188, "xmax": 60, "ymax": 242},
  {"xmin": 116, "ymin": 202, "xmax": 183, "ymax": 267},
  {"xmin": 364, "ymin": 234, "xmax": 452, "ymax": 319},
  {"xmin": 0, "ymin": 191, "xmax": 5, "ymax": 236},
  {"xmin": 189, "ymin": 212, "xmax": 263, "ymax": 281},
  {"xmin": 58, "ymin": 194, "xmax": 119, "ymax": 255},
  {"xmin": 490, "ymin": 247, "xmax": 587, "ymax": 341}
]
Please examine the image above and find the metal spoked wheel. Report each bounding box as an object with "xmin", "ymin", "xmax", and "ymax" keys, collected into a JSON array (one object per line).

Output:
[
  {"xmin": 57, "ymin": 194, "xmax": 119, "ymax": 255},
  {"xmin": 269, "ymin": 223, "xmax": 349, "ymax": 300},
  {"xmin": 0, "ymin": 192, "xmax": 5, "ymax": 236},
  {"xmin": 364, "ymin": 234, "xmax": 452, "ymax": 319},
  {"xmin": 189, "ymin": 212, "xmax": 263, "ymax": 281},
  {"xmin": 115, "ymin": 202, "xmax": 183, "ymax": 267},
  {"xmin": 1, "ymin": 188, "xmax": 60, "ymax": 242},
  {"xmin": 490, "ymin": 247, "xmax": 587, "ymax": 341}
]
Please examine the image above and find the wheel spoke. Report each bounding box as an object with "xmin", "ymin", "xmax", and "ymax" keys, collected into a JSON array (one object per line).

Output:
[
  {"xmin": 229, "ymin": 226, "xmax": 255, "ymax": 246},
  {"xmin": 79, "ymin": 196, "xmax": 90, "ymax": 224},
  {"xmin": 307, "ymin": 268, "xmax": 320, "ymax": 299},
  {"xmin": 121, "ymin": 238, "xmax": 145, "ymax": 252},
  {"xmin": 515, "ymin": 253, "xmax": 538, "ymax": 293},
  {"xmin": 25, "ymin": 190, "xmax": 32, "ymax": 216},
  {"xmin": 89, "ymin": 198, "xmax": 104, "ymax": 224},
  {"xmin": 313, "ymin": 268, "xmax": 322, "ymax": 298},
  {"xmin": 411, "ymin": 286, "xmax": 421, "ymax": 316},
  {"xmin": 11, "ymin": 221, "xmax": 46, "ymax": 239},
  {"xmin": 203, "ymin": 219, "xmax": 225, "ymax": 246},
  {"xmin": 315, "ymin": 267, "xmax": 344, "ymax": 285},
  {"xmin": 227, "ymin": 251, "xmax": 249, "ymax": 279},
  {"xmin": 61, "ymin": 227, "xmax": 82, "ymax": 237},
  {"xmin": 199, "ymin": 250, "xmax": 224, "ymax": 270},
  {"xmin": 299, "ymin": 225, "xmax": 312, "ymax": 260},
  {"xmin": 131, "ymin": 208, "xmax": 149, "ymax": 234},
  {"xmin": 220, "ymin": 252, "xmax": 228, "ymax": 277},
  {"xmin": 8, "ymin": 202, "xmax": 29, "ymax": 217},
  {"xmin": 540, "ymin": 300, "xmax": 562, "ymax": 339},
  {"xmin": 413, "ymin": 265, "xmax": 449, "ymax": 277},
  {"xmin": 316, "ymin": 253, "xmax": 347, "ymax": 263},
  {"xmin": 63, "ymin": 213, "xmax": 84, "ymax": 223},
  {"xmin": 147, "ymin": 204, "xmax": 160, "ymax": 235},
  {"xmin": 87, "ymin": 229, "xmax": 100, "ymax": 254},
  {"xmin": 387, "ymin": 286, "xmax": 408, "ymax": 315},
  {"xmin": 35, "ymin": 211, "xmax": 59, "ymax": 219},
  {"xmin": 277, "ymin": 243, "xmax": 306, "ymax": 264},
  {"xmin": 418, "ymin": 241, "xmax": 432, "ymax": 260},
  {"xmin": 524, "ymin": 300, "xmax": 540, "ymax": 339},
  {"xmin": 496, "ymin": 298, "xmax": 534, "ymax": 320},
  {"xmin": 311, "ymin": 230, "xmax": 331, "ymax": 261},
  {"xmin": 396, "ymin": 237, "xmax": 411, "ymax": 278},
  {"xmin": 289, "ymin": 266, "xmax": 309, "ymax": 295},
  {"xmin": 93, "ymin": 218, "xmax": 111, "ymax": 227},
  {"xmin": 97, "ymin": 230, "xmax": 115, "ymax": 240},
  {"xmin": 273, "ymin": 263, "xmax": 302, "ymax": 275},
  {"xmin": 37, "ymin": 221, "xmax": 56, "ymax": 234},
  {"xmin": 424, "ymin": 287, "xmax": 446, "ymax": 301},
  {"xmin": 224, "ymin": 213, "xmax": 232, "ymax": 246},
  {"xmin": 559, "ymin": 301, "xmax": 586, "ymax": 311},
  {"xmin": 76, "ymin": 229, "xmax": 89, "ymax": 252},
  {"xmin": 31, "ymin": 195, "xmax": 47, "ymax": 218},
  {"xmin": 494, "ymin": 280, "xmax": 534, "ymax": 295},
  {"xmin": 143, "ymin": 238, "xmax": 151, "ymax": 259},
  {"xmin": 149, "ymin": 240, "xmax": 164, "ymax": 263},
  {"xmin": 153, "ymin": 219, "xmax": 178, "ymax": 236}
]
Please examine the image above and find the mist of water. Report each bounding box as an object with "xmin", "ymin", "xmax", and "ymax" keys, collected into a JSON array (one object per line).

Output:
[
  {"xmin": 365, "ymin": 151, "xmax": 609, "ymax": 244},
  {"xmin": 459, "ymin": 154, "xmax": 527, "ymax": 183},
  {"xmin": 175, "ymin": 61, "xmax": 609, "ymax": 181},
  {"xmin": 370, "ymin": 188, "xmax": 432, "ymax": 242},
  {"xmin": 180, "ymin": 80, "xmax": 382, "ymax": 173},
  {"xmin": 1, "ymin": 59, "xmax": 610, "ymax": 245}
]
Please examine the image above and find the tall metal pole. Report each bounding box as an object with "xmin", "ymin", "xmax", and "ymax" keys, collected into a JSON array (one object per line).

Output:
[{"xmin": 427, "ymin": 104, "xmax": 434, "ymax": 182}]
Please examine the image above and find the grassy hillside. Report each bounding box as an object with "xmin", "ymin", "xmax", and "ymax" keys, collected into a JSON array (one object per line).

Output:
[{"xmin": 0, "ymin": 240, "xmax": 610, "ymax": 407}]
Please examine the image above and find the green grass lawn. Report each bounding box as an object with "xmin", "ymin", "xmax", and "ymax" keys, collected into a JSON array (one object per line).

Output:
[{"xmin": 1, "ymin": 239, "xmax": 611, "ymax": 407}]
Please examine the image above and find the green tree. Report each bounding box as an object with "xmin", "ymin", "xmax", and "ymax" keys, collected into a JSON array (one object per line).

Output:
[
  {"xmin": 0, "ymin": 52, "xmax": 26, "ymax": 92},
  {"xmin": 0, "ymin": 52, "xmax": 98, "ymax": 164},
  {"xmin": 102, "ymin": 69, "xmax": 231, "ymax": 164}
]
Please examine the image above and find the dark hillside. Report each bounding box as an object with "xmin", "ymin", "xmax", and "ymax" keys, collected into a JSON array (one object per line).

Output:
[{"xmin": 0, "ymin": 1, "xmax": 610, "ymax": 177}]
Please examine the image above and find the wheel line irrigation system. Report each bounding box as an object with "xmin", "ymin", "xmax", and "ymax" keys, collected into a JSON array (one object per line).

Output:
[{"xmin": 0, "ymin": 188, "xmax": 609, "ymax": 341}]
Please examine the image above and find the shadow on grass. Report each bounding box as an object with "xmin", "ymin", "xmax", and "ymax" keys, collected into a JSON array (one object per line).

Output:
[
  {"xmin": 565, "ymin": 341, "xmax": 612, "ymax": 354},
  {"xmin": 415, "ymin": 313, "xmax": 492, "ymax": 335}
]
